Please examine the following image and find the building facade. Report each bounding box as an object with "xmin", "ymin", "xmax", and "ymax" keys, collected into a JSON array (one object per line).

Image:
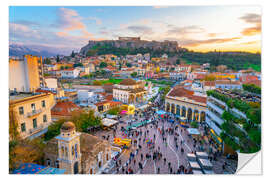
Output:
[
  {"xmin": 44, "ymin": 122, "xmax": 112, "ymax": 174},
  {"xmin": 113, "ymin": 79, "xmax": 147, "ymax": 104},
  {"xmin": 9, "ymin": 92, "xmax": 55, "ymax": 139},
  {"xmin": 165, "ymin": 86, "xmax": 207, "ymax": 122},
  {"xmin": 9, "ymin": 55, "xmax": 45, "ymax": 92}
]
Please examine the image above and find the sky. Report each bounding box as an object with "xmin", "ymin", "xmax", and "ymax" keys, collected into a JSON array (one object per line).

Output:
[{"xmin": 9, "ymin": 6, "xmax": 261, "ymax": 54}]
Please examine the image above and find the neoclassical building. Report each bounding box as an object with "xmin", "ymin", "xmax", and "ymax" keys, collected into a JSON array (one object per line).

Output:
[
  {"xmin": 44, "ymin": 122, "xmax": 111, "ymax": 174},
  {"xmin": 113, "ymin": 78, "xmax": 147, "ymax": 104},
  {"xmin": 165, "ymin": 86, "xmax": 207, "ymax": 122}
]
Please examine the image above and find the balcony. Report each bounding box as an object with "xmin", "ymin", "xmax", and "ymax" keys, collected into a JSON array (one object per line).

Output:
[
  {"xmin": 206, "ymin": 118, "xmax": 222, "ymax": 136},
  {"xmin": 206, "ymin": 110, "xmax": 224, "ymax": 126},
  {"xmin": 207, "ymin": 101, "xmax": 224, "ymax": 115},
  {"xmin": 26, "ymin": 109, "xmax": 42, "ymax": 118}
]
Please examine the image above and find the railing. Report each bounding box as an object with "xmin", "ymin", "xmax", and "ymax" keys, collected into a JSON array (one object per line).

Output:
[
  {"xmin": 29, "ymin": 124, "xmax": 44, "ymax": 134},
  {"xmin": 26, "ymin": 109, "xmax": 42, "ymax": 118},
  {"xmin": 206, "ymin": 110, "xmax": 224, "ymax": 126},
  {"xmin": 207, "ymin": 101, "xmax": 224, "ymax": 115}
]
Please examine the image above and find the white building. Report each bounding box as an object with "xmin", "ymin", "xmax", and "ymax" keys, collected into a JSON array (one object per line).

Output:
[
  {"xmin": 45, "ymin": 78, "xmax": 58, "ymax": 89},
  {"xmin": 215, "ymin": 81, "xmax": 242, "ymax": 90},
  {"xmin": 60, "ymin": 68, "xmax": 80, "ymax": 78}
]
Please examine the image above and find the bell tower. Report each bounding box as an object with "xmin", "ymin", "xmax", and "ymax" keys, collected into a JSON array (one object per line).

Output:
[{"xmin": 56, "ymin": 121, "xmax": 81, "ymax": 174}]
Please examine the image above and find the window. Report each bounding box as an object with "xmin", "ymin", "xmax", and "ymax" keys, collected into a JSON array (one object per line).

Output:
[
  {"xmin": 42, "ymin": 100, "xmax": 46, "ymax": 108},
  {"xmin": 33, "ymin": 118, "xmax": 37, "ymax": 128},
  {"xmin": 31, "ymin": 103, "xmax": 36, "ymax": 112},
  {"xmin": 19, "ymin": 107, "xmax": 24, "ymax": 115},
  {"xmin": 55, "ymin": 160, "xmax": 59, "ymax": 168},
  {"xmin": 46, "ymin": 159, "xmax": 51, "ymax": 166},
  {"xmin": 21, "ymin": 123, "xmax": 26, "ymax": 132},
  {"xmin": 43, "ymin": 114, "xmax": 47, "ymax": 123}
]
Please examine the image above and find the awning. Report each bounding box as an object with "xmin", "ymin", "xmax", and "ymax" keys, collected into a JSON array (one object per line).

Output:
[
  {"xmin": 187, "ymin": 128, "xmax": 200, "ymax": 135},
  {"xmin": 156, "ymin": 110, "xmax": 167, "ymax": 115},
  {"xmin": 102, "ymin": 118, "xmax": 118, "ymax": 127}
]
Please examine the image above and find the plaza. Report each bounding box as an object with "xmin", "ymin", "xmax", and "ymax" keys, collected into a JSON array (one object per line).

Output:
[{"xmin": 92, "ymin": 102, "xmax": 238, "ymax": 174}]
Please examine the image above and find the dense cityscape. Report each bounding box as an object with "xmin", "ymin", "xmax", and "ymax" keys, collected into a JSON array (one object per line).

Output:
[{"xmin": 9, "ymin": 6, "xmax": 261, "ymax": 175}]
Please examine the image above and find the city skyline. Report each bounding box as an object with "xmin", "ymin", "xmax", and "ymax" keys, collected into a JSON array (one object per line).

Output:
[{"xmin": 9, "ymin": 6, "xmax": 261, "ymax": 53}]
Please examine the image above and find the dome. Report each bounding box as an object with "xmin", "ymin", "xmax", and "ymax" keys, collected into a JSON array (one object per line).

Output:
[
  {"xmin": 61, "ymin": 121, "xmax": 75, "ymax": 132},
  {"xmin": 119, "ymin": 78, "xmax": 137, "ymax": 85}
]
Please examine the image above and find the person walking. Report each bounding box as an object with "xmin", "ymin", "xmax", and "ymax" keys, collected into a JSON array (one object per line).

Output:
[
  {"xmin": 157, "ymin": 167, "xmax": 160, "ymax": 174},
  {"xmin": 164, "ymin": 157, "xmax": 166, "ymax": 165}
]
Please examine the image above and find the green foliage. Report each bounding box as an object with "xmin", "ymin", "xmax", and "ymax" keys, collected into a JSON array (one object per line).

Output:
[
  {"xmin": 190, "ymin": 121, "xmax": 198, "ymax": 128},
  {"xmin": 243, "ymin": 84, "xmax": 261, "ymax": 94},
  {"xmin": 44, "ymin": 119, "xmax": 66, "ymax": 141},
  {"xmin": 71, "ymin": 50, "xmax": 75, "ymax": 58},
  {"xmin": 44, "ymin": 111, "xmax": 101, "ymax": 140},
  {"xmin": 56, "ymin": 55, "xmax": 60, "ymax": 62},
  {"xmin": 176, "ymin": 59, "xmax": 180, "ymax": 65},
  {"xmin": 131, "ymin": 72, "xmax": 137, "ymax": 78},
  {"xmin": 126, "ymin": 63, "xmax": 132, "ymax": 67},
  {"xmin": 43, "ymin": 58, "xmax": 51, "ymax": 64},
  {"xmin": 86, "ymin": 49, "xmax": 98, "ymax": 57},
  {"xmin": 99, "ymin": 62, "xmax": 108, "ymax": 68},
  {"xmin": 180, "ymin": 51, "xmax": 261, "ymax": 71},
  {"xmin": 74, "ymin": 63, "xmax": 83, "ymax": 68},
  {"xmin": 107, "ymin": 107, "xmax": 121, "ymax": 115}
]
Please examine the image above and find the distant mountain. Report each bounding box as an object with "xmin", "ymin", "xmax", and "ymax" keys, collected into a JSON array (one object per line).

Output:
[{"xmin": 9, "ymin": 44, "xmax": 74, "ymax": 58}]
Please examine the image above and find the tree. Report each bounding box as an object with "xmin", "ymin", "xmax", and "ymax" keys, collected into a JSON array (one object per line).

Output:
[
  {"xmin": 99, "ymin": 62, "xmax": 108, "ymax": 68},
  {"xmin": 107, "ymin": 107, "xmax": 121, "ymax": 115},
  {"xmin": 74, "ymin": 63, "xmax": 83, "ymax": 68},
  {"xmin": 126, "ymin": 63, "xmax": 132, "ymax": 67},
  {"xmin": 56, "ymin": 55, "xmax": 60, "ymax": 62},
  {"xmin": 9, "ymin": 108, "xmax": 20, "ymax": 141},
  {"xmin": 86, "ymin": 49, "xmax": 98, "ymax": 57},
  {"xmin": 93, "ymin": 80, "xmax": 102, "ymax": 86},
  {"xmin": 44, "ymin": 58, "xmax": 51, "ymax": 64},
  {"xmin": 71, "ymin": 50, "xmax": 75, "ymax": 58},
  {"xmin": 131, "ymin": 72, "xmax": 138, "ymax": 78},
  {"xmin": 176, "ymin": 59, "xmax": 180, "ymax": 65},
  {"xmin": 9, "ymin": 138, "xmax": 45, "ymax": 171}
]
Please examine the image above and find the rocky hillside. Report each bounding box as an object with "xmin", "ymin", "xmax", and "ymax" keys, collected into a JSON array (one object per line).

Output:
[{"xmin": 80, "ymin": 38, "xmax": 182, "ymax": 56}]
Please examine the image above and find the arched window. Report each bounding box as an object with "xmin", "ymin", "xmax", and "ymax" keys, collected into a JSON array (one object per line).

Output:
[{"xmin": 46, "ymin": 158, "xmax": 51, "ymax": 166}]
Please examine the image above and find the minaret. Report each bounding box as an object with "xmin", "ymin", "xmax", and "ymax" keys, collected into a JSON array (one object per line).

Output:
[{"xmin": 56, "ymin": 121, "xmax": 81, "ymax": 174}]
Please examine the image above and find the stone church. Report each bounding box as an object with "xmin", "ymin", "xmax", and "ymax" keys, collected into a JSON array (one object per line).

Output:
[{"xmin": 44, "ymin": 121, "xmax": 112, "ymax": 174}]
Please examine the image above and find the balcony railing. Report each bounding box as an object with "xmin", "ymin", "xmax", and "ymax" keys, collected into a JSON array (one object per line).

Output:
[
  {"xmin": 206, "ymin": 110, "xmax": 224, "ymax": 126},
  {"xmin": 206, "ymin": 118, "xmax": 222, "ymax": 135},
  {"xmin": 207, "ymin": 101, "xmax": 224, "ymax": 115},
  {"xmin": 29, "ymin": 124, "xmax": 44, "ymax": 135},
  {"xmin": 26, "ymin": 109, "xmax": 42, "ymax": 118}
]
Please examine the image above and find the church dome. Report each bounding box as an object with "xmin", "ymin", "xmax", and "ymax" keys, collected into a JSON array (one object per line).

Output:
[
  {"xmin": 119, "ymin": 78, "xmax": 137, "ymax": 85},
  {"xmin": 61, "ymin": 121, "xmax": 75, "ymax": 132}
]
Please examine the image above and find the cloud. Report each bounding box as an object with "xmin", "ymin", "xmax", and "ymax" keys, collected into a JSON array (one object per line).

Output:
[
  {"xmin": 239, "ymin": 13, "xmax": 261, "ymax": 36},
  {"xmin": 181, "ymin": 37, "xmax": 240, "ymax": 47},
  {"xmin": 127, "ymin": 25, "xmax": 153, "ymax": 34},
  {"xmin": 55, "ymin": 7, "xmax": 85, "ymax": 31},
  {"xmin": 167, "ymin": 25, "xmax": 205, "ymax": 35}
]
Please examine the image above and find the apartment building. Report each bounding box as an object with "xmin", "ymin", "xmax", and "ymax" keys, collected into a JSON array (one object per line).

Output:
[
  {"xmin": 206, "ymin": 89, "xmax": 261, "ymax": 153},
  {"xmin": 9, "ymin": 92, "xmax": 55, "ymax": 140},
  {"xmin": 9, "ymin": 55, "xmax": 45, "ymax": 92}
]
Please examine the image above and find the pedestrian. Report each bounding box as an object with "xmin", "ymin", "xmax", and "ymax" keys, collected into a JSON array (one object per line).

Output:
[
  {"xmin": 141, "ymin": 153, "xmax": 143, "ymax": 161},
  {"xmin": 164, "ymin": 157, "xmax": 166, "ymax": 165},
  {"xmin": 134, "ymin": 159, "xmax": 136, "ymax": 165},
  {"xmin": 157, "ymin": 167, "xmax": 160, "ymax": 174}
]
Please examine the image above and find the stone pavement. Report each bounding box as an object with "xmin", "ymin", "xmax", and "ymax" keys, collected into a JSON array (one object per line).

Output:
[{"xmin": 93, "ymin": 113, "xmax": 237, "ymax": 174}]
